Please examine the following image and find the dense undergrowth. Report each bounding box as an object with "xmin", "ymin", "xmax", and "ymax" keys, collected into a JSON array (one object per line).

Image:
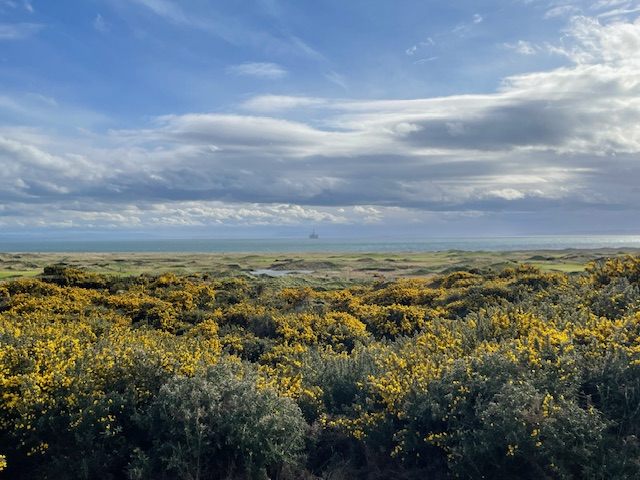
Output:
[{"xmin": 1, "ymin": 257, "xmax": 640, "ymax": 478}]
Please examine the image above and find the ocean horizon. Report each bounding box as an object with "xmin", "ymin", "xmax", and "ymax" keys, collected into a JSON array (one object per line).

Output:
[{"xmin": 1, "ymin": 235, "xmax": 640, "ymax": 253}]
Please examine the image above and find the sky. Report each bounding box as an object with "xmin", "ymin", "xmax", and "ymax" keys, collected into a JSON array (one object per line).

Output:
[{"xmin": 1, "ymin": 0, "xmax": 640, "ymax": 239}]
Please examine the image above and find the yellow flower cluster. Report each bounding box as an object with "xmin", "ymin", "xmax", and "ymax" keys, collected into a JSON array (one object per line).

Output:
[
  {"xmin": 1, "ymin": 258, "xmax": 640, "ymax": 477},
  {"xmin": 0, "ymin": 273, "xmax": 222, "ymax": 457}
]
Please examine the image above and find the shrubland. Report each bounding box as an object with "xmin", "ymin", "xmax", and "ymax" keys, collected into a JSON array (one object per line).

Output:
[{"xmin": 1, "ymin": 257, "xmax": 640, "ymax": 478}]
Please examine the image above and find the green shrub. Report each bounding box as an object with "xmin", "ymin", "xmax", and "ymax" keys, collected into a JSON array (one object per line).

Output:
[
  {"xmin": 134, "ymin": 361, "xmax": 307, "ymax": 479},
  {"xmin": 401, "ymin": 354, "xmax": 609, "ymax": 479}
]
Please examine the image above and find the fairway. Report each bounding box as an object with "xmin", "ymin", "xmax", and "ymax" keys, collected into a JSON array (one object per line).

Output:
[
  {"xmin": 0, "ymin": 270, "xmax": 40, "ymax": 280},
  {"xmin": 0, "ymin": 248, "xmax": 635, "ymax": 284}
]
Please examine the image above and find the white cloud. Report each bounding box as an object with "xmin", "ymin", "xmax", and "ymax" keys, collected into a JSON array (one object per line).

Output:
[
  {"xmin": 545, "ymin": 5, "xmax": 581, "ymax": 18},
  {"xmin": 25, "ymin": 93, "xmax": 58, "ymax": 107},
  {"xmin": 353, "ymin": 205, "xmax": 384, "ymax": 223},
  {"xmin": 226, "ymin": 62, "xmax": 287, "ymax": 79},
  {"xmin": 591, "ymin": 0, "xmax": 636, "ymax": 16},
  {"xmin": 453, "ymin": 14, "xmax": 485, "ymax": 36},
  {"xmin": 486, "ymin": 188, "xmax": 526, "ymax": 200},
  {"xmin": 503, "ymin": 40, "xmax": 539, "ymax": 55},
  {"xmin": 93, "ymin": 14, "xmax": 109, "ymax": 33},
  {"xmin": 127, "ymin": 0, "xmax": 187, "ymax": 22},
  {"xmin": 325, "ymin": 71, "xmax": 348, "ymax": 90},
  {"xmin": 0, "ymin": 93, "xmax": 109, "ymax": 128},
  {"xmin": 549, "ymin": 16, "xmax": 640, "ymax": 65},
  {"xmin": 413, "ymin": 56, "xmax": 439, "ymax": 64},
  {"xmin": 592, "ymin": 0, "xmax": 629, "ymax": 7},
  {"xmin": 241, "ymin": 95, "xmax": 326, "ymax": 112},
  {"xmin": 117, "ymin": 0, "xmax": 323, "ymax": 60},
  {"xmin": 405, "ymin": 37, "xmax": 435, "ymax": 56},
  {"xmin": 596, "ymin": 5, "xmax": 640, "ymax": 19},
  {"xmin": 0, "ymin": 200, "xmax": 351, "ymax": 229},
  {"xmin": 1, "ymin": 0, "xmax": 33, "ymax": 12},
  {"xmin": 0, "ymin": 22, "xmax": 42, "ymax": 40}
]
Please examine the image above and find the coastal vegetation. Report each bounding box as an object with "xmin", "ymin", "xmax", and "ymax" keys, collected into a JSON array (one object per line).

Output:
[
  {"xmin": 1, "ymin": 256, "xmax": 640, "ymax": 478},
  {"xmin": 2, "ymin": 248, "xmax": 634, "ymax": 284}
]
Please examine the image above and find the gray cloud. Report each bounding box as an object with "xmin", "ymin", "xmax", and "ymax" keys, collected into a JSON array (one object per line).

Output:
[{"xmin": 402, "ymin": 101, "xmax": 574, "ymax": 151}]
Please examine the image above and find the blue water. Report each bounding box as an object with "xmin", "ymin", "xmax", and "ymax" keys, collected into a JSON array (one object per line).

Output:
[{"xmin": 1, "ymin": 236, "xmax": 640, "ymax": 253}]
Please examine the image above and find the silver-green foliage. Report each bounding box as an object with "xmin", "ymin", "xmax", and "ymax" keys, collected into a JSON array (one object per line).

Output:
[{"xmin": 134, "ymin": 361, "xmax": 306, "ymax": 480}]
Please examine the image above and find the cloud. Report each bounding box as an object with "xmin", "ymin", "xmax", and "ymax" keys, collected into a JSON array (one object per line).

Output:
[
  {"xmin": 325, "ymin": 71, "xmax": 348, "ymax": 90},
  {"xmin": 486, "ymin": 188, "xmax": 527, "ymax": 200},
  {"xmin": 0, "ymin": 200, "xmax": 351, "ymax": 229},
  {"xmin": 25, "ymin": 93, "xmax": 58, "ymax": 107},
  {"xmin": 503, "ymin": 40, "xmax": 540, "ymax": 55},
  {"xmin": 590, "ymin": 0, "xmax": 640, "ymax": 19},
  {"xmin": 353, "ymin": 205, "xmax": 384, "ymax": 223},
  {"xmin": 1, "ymin": 0, "xmax": 33, "ymax": 12},
  {"xmin": 405, "ymin": 37, "xmax": 435, "ymax": 56},
  {"xmin": 597, "ymin": 7, "xmax": 640, "ymax": 19},
  {"xmin": 413, "ymin": 56, "xmax": 438, "ymax": 64},
  {"xmin": 452, "ymin": 13, "xmax": 485, "ymax": 36},
  {"xmin": 548, "ymin": 15, "xmax": 640, "ymax": 65},
  {"xmin": 545, "ymin": 5, "xmax": 581, "ymax": 18},
  {"xmin": 226, "ymin": 62, "xmax": 287, "ymax": 79},
  {"xmin": 592, "ymin": 0, "xmax": 629, "ymax": 7},
  {"xmin": 114, "ymin": 0, "xmax": 324, "ymax": 60},
  {"xmin": 93, "ymin": 14, "xmax": 109, "ymax": 33},
  {"xmin": 3, "ymin": 12, "xmax": 640, "ymax": 233},
  {"xmin": 241, "ymin": 95, "xmax": 326, "ymax": 112},
  {"xmin": 127, "ymin": 0, "xmax": 187, "ymax": 22},
  {"xmin": 0, "ymin": 22, "xmax": 42, "ymax": 40},
  {"xmin": 0, "ymin": 93, "xmax": 109, "ymax": 128}
]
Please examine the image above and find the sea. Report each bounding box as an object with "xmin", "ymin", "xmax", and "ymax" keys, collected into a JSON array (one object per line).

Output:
[{"xmin": 1, "ymin": 236, "xmax": 640, "ymax": 253}]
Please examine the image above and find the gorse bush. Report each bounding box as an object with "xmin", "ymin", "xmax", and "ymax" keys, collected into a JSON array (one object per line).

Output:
[
  {"xmin": 1, "ymin": 257, "xmax": 640, "ymax": 478},
  {"xmin": 132, "ymin": 361, "xmax": 306, "ymax": 480}
]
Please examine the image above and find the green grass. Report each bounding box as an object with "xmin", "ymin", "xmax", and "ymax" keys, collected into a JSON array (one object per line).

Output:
[
  {"xmin": 0, "ymin": 270, "xmax": 40, "ymax": 280},
  {"xmin": 0, "ymin": 248, "xmax": 636, "ymax": 283},
  {"xmin": 528, "ymin": 262, "xmax": 586, "ymax": 273}
]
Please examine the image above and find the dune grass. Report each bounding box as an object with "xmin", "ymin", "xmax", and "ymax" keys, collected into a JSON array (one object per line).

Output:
[{"xmin": 0, "ymin": 248, "xmax": 635, "ymax": 284}]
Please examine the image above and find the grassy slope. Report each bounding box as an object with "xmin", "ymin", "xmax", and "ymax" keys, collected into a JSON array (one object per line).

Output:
[{"xmin": 1, "ymin": 248, "xmax": 638, "ymax": 285}]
